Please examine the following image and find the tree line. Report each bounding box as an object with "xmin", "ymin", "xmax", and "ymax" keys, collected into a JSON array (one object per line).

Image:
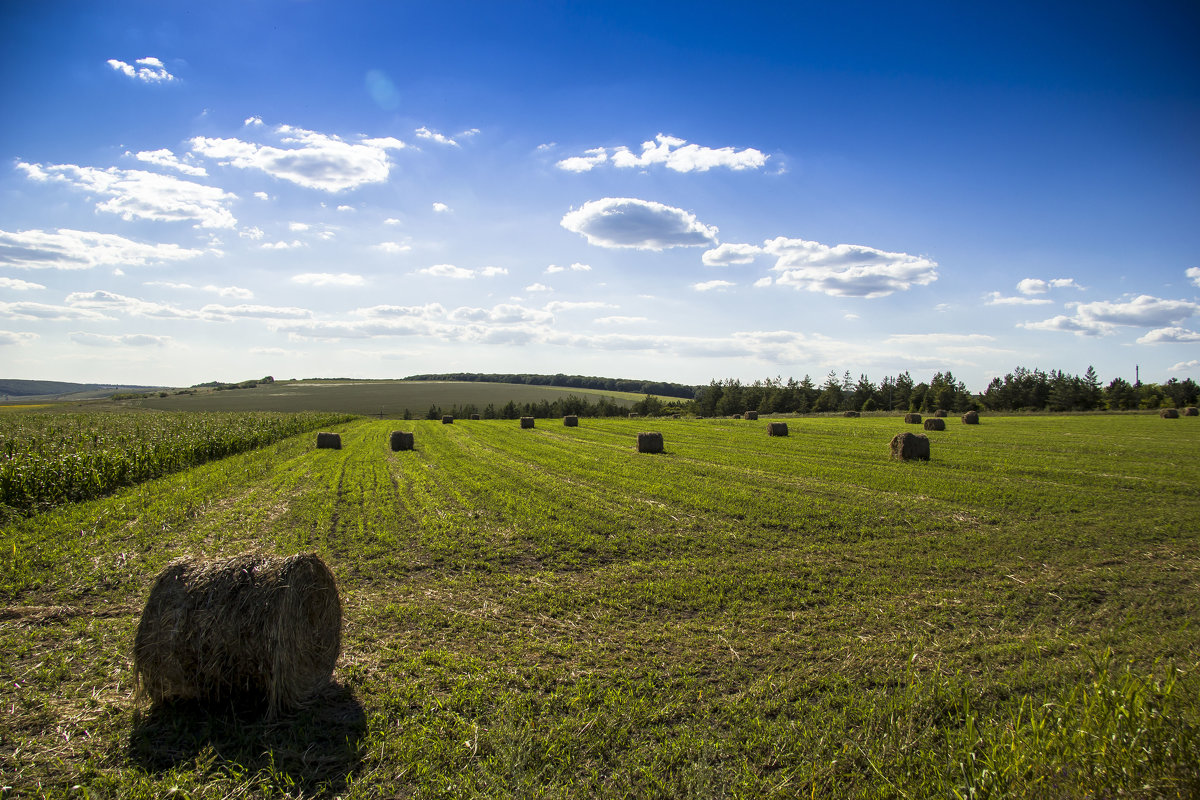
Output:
[{"xmin": 404, "ymin": 372, "xmax": 696, "ymax": 399}]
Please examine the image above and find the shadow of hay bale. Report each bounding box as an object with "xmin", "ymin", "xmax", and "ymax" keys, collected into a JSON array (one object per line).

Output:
[{"xmin": 127, "ymin": 682, "xmax": 366, "ymax": 794}]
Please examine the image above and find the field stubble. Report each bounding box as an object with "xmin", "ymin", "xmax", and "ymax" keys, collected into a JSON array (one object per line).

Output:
[{"xmin": 1, "ymin": 413, "xmax": 1198, "ymax": 797}]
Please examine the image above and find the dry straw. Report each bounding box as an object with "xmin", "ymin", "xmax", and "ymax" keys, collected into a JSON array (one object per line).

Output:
[
  {"xmin": 904, "ymin": 413, "xmax": 922, "ymax": 424},
  {"xmin": 637, "ymin": 431, "xmax": 664, "ymax": 453},
  {"xmin": 390, "ymin": 431, "xmax": 414, "ymax": 451},
  {"xmin": 520, "ymin": 416, "xmax": 535, "ymax": 429},
  {"xmin": 935, "ymin": 409, "xmax": 948, "ymax": 417},
  {"xmin": 923, "ymin": 417, "xmax": 946, "ymax": 431},
  {"xmin": 563, "ymin": 415, "xmax": 579, "ymax": 427},
  {"xmin": 767, "ymin": 421, "xmax": 789, "ymax": 437},
  {"xmin": 133, "ymin": 552, "xmax": 342, "ymax": 718},
  {"xmin": 843, "ymin": 411, "xmax": 860, "ymax": 418},
  {"xmin": 1184, "ymin": 407, "xmax": 1199, "ymax": 417},
  {"xmin": 1160, "ymin": 408, "xmax": 1180, "ymax": 419},
  {"xmin": 962, "ymin": 410, "xmax": 980, "ymax": 424},
  {"xmin": 890, "ymin": 432, "xmax": 930, "ymax": 461},
  {"xmin": 442, "ymin": 415, "xmax": 454, "ymax": 424},
  {"xmin": 744, "ymin": 411, "xmax": 759, "ymax": 420},
  {"xmin": 316, "ymin": 432, "xmax": 341, "ymax": 449}
]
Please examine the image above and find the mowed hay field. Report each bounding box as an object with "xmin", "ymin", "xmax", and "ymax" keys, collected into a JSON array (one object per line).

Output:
[{"xmin": 2, "ymin": 413, "xmax": 1199, "ymax": 798}]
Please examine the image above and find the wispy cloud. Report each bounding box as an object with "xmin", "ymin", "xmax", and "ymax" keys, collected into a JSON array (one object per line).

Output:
[
  {"xmin": 415, "ymin": 127, "xmax": 460, "ymax": 147},
  {"xmin": 693, "ymin": 279, "xmax": 734, "ymax": 291},
  {"xmin": 291, "ymin": 272, "xmax": 366, "ymax": 287},
  {"xmin": 985, "ymin": 292, "xmax": 1053, "ymax": 306},
  {"xmin": 0, "ymin": 277, "xmax": 46, "ymax": 291},
  {"xmin": 71, "ymin": 332, "xmax": 170, "ymax": 347},
  {"xmin": 129, "ymin": 148, "xmax": 207, "ymax": 176},
  {"xmin": 0, "ymin": 228, "xmax": 206, "ymax": 270}
]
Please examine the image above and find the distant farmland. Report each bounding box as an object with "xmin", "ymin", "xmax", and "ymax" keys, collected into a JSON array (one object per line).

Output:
[{"xmin": 126, "ymin": 380, "xmax": 654, "ymax": 416}]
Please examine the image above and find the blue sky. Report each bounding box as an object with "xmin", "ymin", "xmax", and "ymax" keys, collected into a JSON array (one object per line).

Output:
[{"xmin": 2, "ymin": 1, "xmax": 1198, "ymax": 390}]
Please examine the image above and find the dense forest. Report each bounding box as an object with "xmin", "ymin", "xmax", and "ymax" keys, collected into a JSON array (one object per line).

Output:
[{"xmin": 404, "ymin": 372, "xmax": 696, "ymax": 399}]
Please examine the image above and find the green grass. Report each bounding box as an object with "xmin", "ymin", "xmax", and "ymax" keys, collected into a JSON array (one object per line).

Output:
[
  {"xmin": 1, "ymin": 413, "xmax": 1197, "ymax": 797},
  {"xmin": 122, "ymin": 380, "xmax": 654, "ymax": 415}
]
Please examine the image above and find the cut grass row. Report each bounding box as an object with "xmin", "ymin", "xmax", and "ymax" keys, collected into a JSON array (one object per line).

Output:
[{"xmin": 1, "ymin": 413, "xmax": 1197, "ymax": 797}]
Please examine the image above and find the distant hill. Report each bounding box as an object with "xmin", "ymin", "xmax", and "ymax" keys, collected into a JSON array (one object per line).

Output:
[
  {"xmin": 405, "ymin": 372, "xmax": 698, "ymax": 399},
  {"xmin": 0, "ymin": 379, "xmax": 168, "ymax": 401}
]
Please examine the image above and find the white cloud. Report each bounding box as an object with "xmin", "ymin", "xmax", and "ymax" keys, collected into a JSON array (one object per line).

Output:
[
  {"xmin": 0, "ymin": 301, "xmax": 114, "ymax": 321},
  {"xmin": 354, "ymin": 303, "xmax": 446, "ymax": 320},
  {"xmin": 1169, "ymin": 359, "xmax": 1199, "ymax": 372},
  {"xmin": 594, "ymin": 315, "xmax": 647, "ymax": 325},
  {"xmin": 1075, "ymin": 295, "xmax": 1198, "ymax": 327},
  {"xmin": 885, "ymin": 333, "xmax": 996, "ymax": 346},
  {"xmin": 844, "ymin": 313, "xmax": 859, "ymax": 321},
  {"xmin": 1017, "ymin": 277, "xmax": 1081, "ymax": 295},
  {"xmin": 131, "ymin": 149, "xmax": 207, "ymax": 176},
  {"xmin": 253, "ymin": 192, "xmax": 270, "ymax": 201},
  {"xmin": 415, "ymin": 127, "xmax": 460, "ymax": 146},
  {"xmin": 525, "ymin": 282, "xmax": 552, "ymax": 292},
  {"xmin": 0, "ymin": 228, "xmax": 205, "ymax": 270},
  {"xmin": 245, "ymin": 116, "xmax": 264, "ymax": 127},
  {"xmin": 288, "ymin": 222, "xmax": 310, "ymax": 232},
  {"xmin": 1187, "ymin": 267, "xmax": 1200, "ymax": 288},
  {"xmin": 0, "ymin": 330, "xmax": 37, "ymax": 345},
  {"xmin": 66, "ymin": 290, "xmax": 201, "ymax": 319},
  {"xmin": 764, "ymin": 237, "xmax": 938, "ymax": 298},
  {"xmin": 71, "ymin": 332, "xmax": 170, "ymax": 347},
  {"xmin": 569, "ymin": 262, "xmax": 591, "ymax": 272},
  {"xmin": 107, "ymin": 56, "xmax": 176, "ymax": 83},
  {"xmin": 418, "ymin": 264, "xmax": 475, "ymax": 279},
  {"xmin": 543, "ymin": 301, "xmax": 615, "ymax": 313},
  {"xmin": 558, "ymin": 134, "xmax": 768, "ymax": 173},
  {"xmin": 374, "ymin": 241, "xmax": 412, "ymax": 254},
  {"xmin": 479, "ymin": 266, "xmax": 508, "ymax": 277},
  {"xmin": 144, "ymin": 281, "xmax": 252, "ymax": 299},
  {"xmin": 1018, "ymin": 315, "xmax": 1109, "ymax": 337},
  {"xmin": 1136, "ymin": 327, "xmax": 1200, "ymax": 344},
  {"xmin": 693, "ymin": 279, "xmax": 734, "ymax": 291},
  {"xmin": 17, "ymin": 162, "xmax": 237, "ymax": 228},
  {"xmin": 337, "ymin": 205, "xmax": 355, "ymax": 212},
  {"xmin": 0, "ymin": 277, "xmax": 45, "ymax": 291},
  {"xmin": 190, "ymin": 123, "xmax": 406, "ymax": 192},
  {"xmin": 383, "ymin": 217, "xmax": 403, "ymax": 225},
  {"xmin": 561, "ymin": 197, "xmax": 718, "ymax": 250},
  {"xmin": 291, "ymin": 272, "xmax": 365, "ymax": 287},
  {"xmin": 239, "ymin": 227, "xmax": 265, "ymax": 240},
  {"xmin": 432, "ymin": 202, "xmax": 450, "ymax": 213},
  {"xmin": 753, "ymin": 276, "xmax": 773, "ymax": 288},
  {"xmin": 985, "ymin": 292, "xmax": 1054, "ymax": 306},
  {"xmin": 702, "ymin": 243, "xmax": 764, "ymax": 267},
  {"xmin": 260, "ymin": 240, "xmax": 307, "ymax": 250},
  {"xmin": 545, "ymin": 264, "xmax": 564, "ymax": 274},
  {"xmin": 201, "ymin": 303, "xmax": 313, "ymax": 320}
]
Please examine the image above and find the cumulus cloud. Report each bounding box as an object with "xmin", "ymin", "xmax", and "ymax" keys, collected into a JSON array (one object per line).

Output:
[
  {"xmin": 753, "ymin": 276, "xmax": 773, "ymax": 288},
  {"xmin": 561, "ymin": 197, "xmax": 718, "ymax": 250},
  {"xmin": 260, "ymin": 240, "xmax": 306, "ymax": 250},
  {"xmin": 1187, "ymin": 267, "xmax": 1200, "ymax": 288},
  {"xmin": 594, "ymin": 315, "xmax": 647, "ymax": 325},
  {"xmin": 107, "ymin": 56, "xmax": 176, "ymax": 83},
  {"xmin": 764, "ymin": 237, "xmax": 938, "ymax": 298},
  {"xmin": 17, "ymin": 162, "xmax": 237, "ymax": 228},
  {"xmin": 239, "ymin": 227, "xmax": 265, "ymax": 240},
  {"xmin": 1169, "ymin": 359, "xmax": 1199, "ymax": 372},
  {"xmin": 431, "ymin": 202, "xmax": 450, "ymax": 213},
  {"xmin": 288, "ymin": 222, "xmax": 310, "ymax": 232},
  {"xmin": 693, "ymin": 279, "xmax": 734, "ymax": 291},
  {"xmin": 130, "ymin": 149, "xmax": 206, "ymax": 176},
  {"xmin": 545, "ymin": 262, "xmax": 591, "ymax": 274},
  {"xmin": 374, "ymin": 241, "xmax": 412, "ymax": 253},
  {"xmin": 0, "ymin": 277, "xmax": 45, "ymax": 291},
  {"xmin": 1136, "ymin": 327, "xmax": 1200, "ymax": 344},
  {"xmin": 479, "ymin": 266, "xmax": 508, "ymax": 277},
  {"xmin": 0, "ymin": 330, "xmax": 37, "ymax": 345},
  {"xmin": 190, "ymin": 123, "xmax": 406, "ymax": 192},
  {"xmin": 985, "ymin": 292, "xmax": 1054, "ymax": 306},
  {"xmin": 1074, "ymin": 295, "xmax": 1198, "ymax": 327},
  {"xmin": 144, "ymin": 281, "xmax": 252, "ymax": 299},
  {"xmin": 418, "ymin": 264, "xmax": 475, "ymax": 279},
  {"xmin": 1018, "ymin": 315, "xmax": 1108, "ymax": 336},
  {"xmin": 0, "ymin": 301, "xmax": 114, "ymax": 321},
  {"xmin": 66, "ymin": 290, "xmax": 202, "ymax": 320},
  {"xmin": 292, "ymin": 272, "xmax": 365, "ymax": 287},
  {"xmin": 1017, "ymin": 277, "xmax": 1081, "ymax": 295},
  {"xmin": 557, "ymin": 134, "xmax": 767, "ymax": 173},
  {"xmin": 0, "ymin": 228, "xmax": 206, "ymax": 270},
  {"xmin": 702, "ymin": 243, "xmax": 764, "ymax": 267},
  {"xmin": 543, "ymin": 300, "xmax": 615, "ymax": 313},
  {"xmin": 415, "ymin": 127, "xmax": 460, "ymax": 146},
  {"xmin": 525, "ymin": 282, "xmax": 552, "ymax": 293},
  {"xmin": 202, "ymin": 303, "xmax": 313, "ymax": 320},
  {"xmin": 71, "ymin": 332, "xmax": 170, "ymax": 347}
]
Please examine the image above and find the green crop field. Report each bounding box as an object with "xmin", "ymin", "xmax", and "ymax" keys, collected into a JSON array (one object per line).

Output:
[
  {"xmin": 123, "ymin": 380, "xmax": 654, "ymax": 416},
  {"xmin": 1, "ymin": 412, "xmax": 1198, "ymax": 797}
]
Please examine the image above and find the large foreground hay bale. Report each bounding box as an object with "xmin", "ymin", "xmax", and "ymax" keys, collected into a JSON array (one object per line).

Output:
[
  {"xmin": 316, "ymin": 432, "xmax": 341, "ymax": 449},
  {"xmin": 935, "ymin": 409, "xmax": 948, "ymax": 417},
  {"xmin": 743, "ymin": 411, "xmax": 759, "ymax": 420},
  {"xmin": 133, "ymin": 552, "xmax": 342, "ymax": 718},
  {"xmin": 1184, "ymin": 407, "xmax": 1199, "ymax": 417},
  {"xmin": 923, "ymin": 417, "xmax": 946, "ymax": 431},
  {"xmin": 520, "ymin": 416, "xmax": 535, "ymax": 429},
  {"xmin": 441, "ymin": 415, "xmax": 454, "ymax": 424},
  {"xmin": 767, "ymin": 422, "xmax": 788, "ymax": 437},
  {"xmin": 962, "ymin": 410, "xmax": 980, "ymax": 424},
  {"xmin": 389, "ymin": 431, "xmax": 414, "ymax": 451},
  {"xmin": 890, "ymin": 432, "xmax": 930, "ymax": 461},
  {"xmin": 904, "ymin": 413, "xmax": 922, "ymax": 424},
  {"xmin": 843, "ymin": 411, "xmax": 860, "ymax": 418},
  {"xmin": 1160, "ymin": 408, "xmax": 1179, "ymax": 419},
  {"xmin": 637, "ymin": 432, "xmax": 664, "ymax": 453},
  {"xmin": 563, "ymin": 415, "xmax": 579, "ymax": 427}
]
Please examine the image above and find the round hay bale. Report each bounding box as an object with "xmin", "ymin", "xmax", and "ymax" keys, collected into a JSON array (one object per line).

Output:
[
  {"xmin": 628, "ymin": 412, "xmax": 639, "ymax": 418},
  {"xmin": 767, "ymin": 421, "xmax": 789, "ymax": 437},
  {"xmin": 962, "ymin": 410, "xmax": 980, "ymax": 424},
  {"xmin": 890, "ymin": 432, "xmax": 930, "ymax": 461},
  {"xmin": 563, "ymin": 415, "xmax": 579, "ymax": 427},
  {"xmin": 904, "ymin": 413, "xmax": 922, "ymax": 424},
  {"xmin": 1184, "ymin": 407, "xmax": 1199, "ymax": 417},
  {"xmin": 636, "ymin": 431, "xmax": 664, "ymax": 453},
  {"xmin": 389, "ymin": 431, "xmax": 414, "ymax": 451},
  {"xmin": 935, "ymin": 409, "xmax": 948, "ymax": 417},
  {"xmin": 316, "ymin": 432, "xmax": 341, "ymax": 449},
  {"xmin": 133, "ymin": 552, "xmax": 341, "ymax": 718},
  {"xmin": 469, "ymin": 414, "xmax": 481, "ymax": 421},
  {"xmin": 923, "ymin": 417, "xmax": 946, "ymax": 431},
  {"xmin": 441, "ymin": 415, "xmax": 454, "ymax": 424},
  {"xmin": 1160, "ymin": 408, "xmax": 1180, "ymax": 419},
  {"xmin": 843, "ymin": 411, "xmax": 860, "ymax": 418},
  {"xmin": 743, "ymin": 411, "xmax": 759, "ymax": 420},
  {"xmin": 520, "ymin": 416, "xmax": 535, "ymax": 429}
]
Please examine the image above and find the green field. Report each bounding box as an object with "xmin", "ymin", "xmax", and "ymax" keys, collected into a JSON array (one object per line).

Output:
[
  {"xmin": 1, "ymin": 413, "xmax": 1198, "ymax": 797},
  {"xmin": 123, "ymin": 380, "xmax": 655, "ymax": 415}
]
